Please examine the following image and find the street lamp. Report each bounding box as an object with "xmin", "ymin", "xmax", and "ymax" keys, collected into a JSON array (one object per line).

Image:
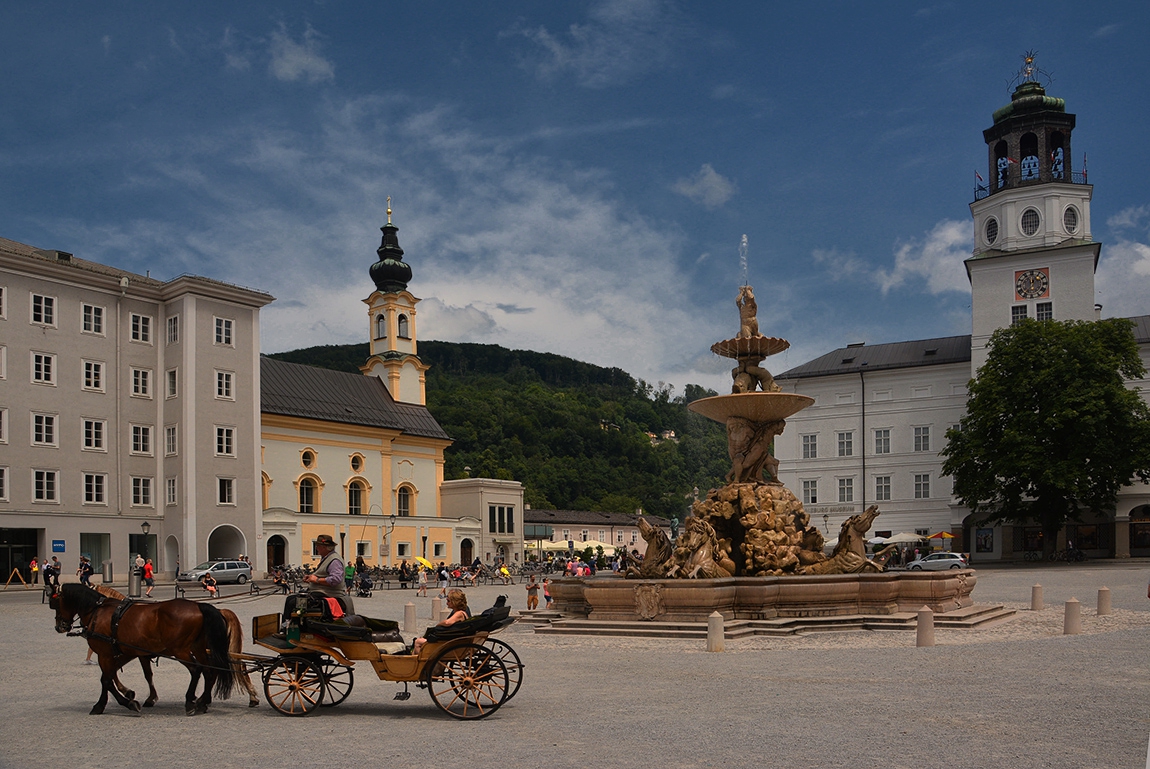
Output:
[{"xmin": 140, "ymin": 520, "xmax": 151, "ymax": 558}]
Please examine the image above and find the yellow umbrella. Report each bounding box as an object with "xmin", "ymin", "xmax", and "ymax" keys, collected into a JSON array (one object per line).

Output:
[{"xmin": 414, "ymin": 556, "xmax": 435, "ymax": 569}]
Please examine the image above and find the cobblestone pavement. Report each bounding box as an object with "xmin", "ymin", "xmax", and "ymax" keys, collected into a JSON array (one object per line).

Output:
[{"xmin": 3, "ymin": 563, "xmax": 1148, "ymax": 769}]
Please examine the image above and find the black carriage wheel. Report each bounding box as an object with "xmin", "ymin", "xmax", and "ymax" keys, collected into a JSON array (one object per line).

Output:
[
  {"xmin": 263, "ymin": 658, "xmax": 325, "ymax": 716},
  {"xmin": 318, "ymin": 660, "xmax": 354, "ymax": 707},
  {"xmin": 482, "ymin": 637, "xmax": 523, "ymax": 701},
  {"xmin": 425, "ymin": 643, "xmax": 509, "ymax": 720}
]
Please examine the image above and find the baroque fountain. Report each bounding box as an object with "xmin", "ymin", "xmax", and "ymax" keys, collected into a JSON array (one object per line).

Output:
[{"xmin": 548, "ymin": 285, "xmax": 979, "ymax": 625}]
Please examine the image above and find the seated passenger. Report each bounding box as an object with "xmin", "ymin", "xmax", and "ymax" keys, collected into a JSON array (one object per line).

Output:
[
  {"xmin": 411, "ymin": 589, "xmax": 470, "ymax": 655},
  {"xmin": 200, "ymin": 572, "xmax": 218, "ymax": 598}
]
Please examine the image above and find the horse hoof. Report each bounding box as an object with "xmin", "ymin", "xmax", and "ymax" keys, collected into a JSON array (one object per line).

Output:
[
  {"xmin": 89, "ymin": 706, "xmax": 105, "ymax": 715},
  {"xmin": 143, "ymin": 700, "xmax": 156, "ymax": 708},
  {"xmin": 185, "ymin": 705, "xmax": 197, "ymax": 716},
  {"xmin": 129, "ymin": 700, "xmax": 142, "ymax": 713},
  {"xmin": 248, "ymin": 700, "xmax": 259, "ymax": 708},
  {"xmin": 123, "ymin": 689, "xmax": 136, "ymax": 700}
]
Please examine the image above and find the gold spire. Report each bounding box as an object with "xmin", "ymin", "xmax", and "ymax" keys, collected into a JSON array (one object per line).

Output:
[{"xmin": 386, "ymin": 196, "xmax": 392, "ymax": 224}]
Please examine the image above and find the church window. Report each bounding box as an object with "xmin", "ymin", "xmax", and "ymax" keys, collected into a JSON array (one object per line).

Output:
[
  {"xmin": 984, "ymin": 217, "xmax": 999, "ymax": 245},
  {"xmin": 397, "ymin": 314, "xmax": 410, "ymax": 339},
  {"xmin": 1012, "ymin": 306, "xmax": 1028, "ymax": 325},
  {"xmin": 376, "ymin": 314, "xmax": 386, "ymax": 339},
  {"xmin": 1020, "ymin": 208, "xmax": 1041, "ymax": 237},
  {"xmin": 1063, "ymin": 206, "xmax": 1079, "ymax": 234}
]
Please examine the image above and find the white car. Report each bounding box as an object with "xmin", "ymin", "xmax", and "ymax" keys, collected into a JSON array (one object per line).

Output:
[
  {"xmin": 178, "ymin": 559, "xmax": 253, "ymax": 584},
  {"xmin": 906, "ymin": 552, "xmax": 968, "ymax": 571}
]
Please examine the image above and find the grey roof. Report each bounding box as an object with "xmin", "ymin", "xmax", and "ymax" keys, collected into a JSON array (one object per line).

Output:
[
  {"xmin": 524, "ymin": 509, "xmax": 672, "ymax": 528},
  {"xmin": 777, "ymin": 334, "xmax": 972, "ymax": 381},
  {"xmin": 1129, "ymin": 314, "xmax": 1150, "ymax": 344},
  {"xmin": 260, "ymin": 356, "xmax": 451, "ymax": 441}
]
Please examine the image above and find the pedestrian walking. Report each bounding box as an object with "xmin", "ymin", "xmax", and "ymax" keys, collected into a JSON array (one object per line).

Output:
[
  {"xmin": 416, "ymin": 566, "xmax": 428, "ymax": 596},
  {"xmin": 143, "ymin": 558, "xmax": 155, "ymax": 597},
  {"xmin": 525, "ymin": 574, "xmax": 540, "ymax": 610},
  {"xmin": 543, "ymin": 577, "xmax": 553, "ymax": 608},
  {"xmin": 29, "ymin": 557, "xmax": 39, "ymax": 585}
]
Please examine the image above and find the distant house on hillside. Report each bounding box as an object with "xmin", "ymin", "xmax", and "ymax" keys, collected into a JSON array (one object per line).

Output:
[{"xmin": 523, "ymin": 508, "xmax": 672, "ymax": 558}]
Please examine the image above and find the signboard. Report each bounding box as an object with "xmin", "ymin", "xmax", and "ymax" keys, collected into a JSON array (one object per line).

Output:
[
  {"xmin": 523, "ymin": 524, "xmax": 554, "ymax": 539},
  {"xmin": 567, "ymin": 540, "xmax": 575, "ymax": 551},
  {"xmin": 52, "ymin": 540, "xmax": 66, "ymax": 553}
]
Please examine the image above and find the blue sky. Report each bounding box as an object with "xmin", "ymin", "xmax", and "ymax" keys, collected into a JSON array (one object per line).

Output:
[{"xmin": 5, "ymin": 1, "xmax": 1150, "ymax": 394}]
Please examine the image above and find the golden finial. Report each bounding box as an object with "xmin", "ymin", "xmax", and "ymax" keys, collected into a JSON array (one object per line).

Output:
[{"xmin": 386, "ymin": 196, "xmax": 392, "ymax": 224}]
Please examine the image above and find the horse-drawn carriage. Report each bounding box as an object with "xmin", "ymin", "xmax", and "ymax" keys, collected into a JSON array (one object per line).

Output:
[{"xmin": 236, "ymin": 593, "xmax": 522, "ymax": 719}]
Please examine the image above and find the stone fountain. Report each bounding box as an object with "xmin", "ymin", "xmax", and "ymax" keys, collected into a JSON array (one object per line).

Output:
[{"xmin": 546, "ymin": 285, "xmax": 983, "ymax": 626}]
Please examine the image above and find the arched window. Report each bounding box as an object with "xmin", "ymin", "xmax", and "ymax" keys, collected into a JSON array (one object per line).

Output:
[
  {"xmin": 397, "ymin": 486, "xmax": 411, "ymax": 517},
  {"xmin": 299, "ymin": 478, "xmax": 315, "ymax": 513},
  {"xmin": 397, "ymin": 314, "xmax": 410, "ymax": 339},
  {"xmin": 995, "ymin": 140, "xmax": 1010, "ymax": 189},
  {"xmin": 348, "ymin": 481, "xmax": 363, "ymax": 515},
  {"xmin": 1049, "ymin": 131, "xmax": 1065, "ymax": 180},
  {"xmin": 376, "ymin": 314, "xmax": 387, "ymax": 339},
  {"xmin": 1020, "ymin": 133, "xmax": 1039, "ymax": 181}
]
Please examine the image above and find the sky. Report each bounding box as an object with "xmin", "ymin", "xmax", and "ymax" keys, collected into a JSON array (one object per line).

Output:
[{"xmin": 5, "ymin": 1, "xmax": 1150, "ymax": 395}]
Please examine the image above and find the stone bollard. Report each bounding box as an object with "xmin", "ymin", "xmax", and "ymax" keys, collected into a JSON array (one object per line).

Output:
[
  {"xmin": 1031, "ymin": 584, "xmax": 1044, "ymax": 611},
  {"xmin": 439, "ymin": 608, "xmax": 452, "ymax": 623},
  {"xmin": 1097, "ymin": 587, "xmax": 1111, "ymax": 616},
  {"xmin": 916, "ymin": 606, "xmax": 935, "ymax": 647},
  {"xmin": 404, "ymin": 602, "xmax": 416, "ymax": 634},
  {"xmin": 706, "ymin": 611, "xmax": 724, "ymax": 652},
  {"xmin": 431, "ymin": 596, "xmax": 442, "ymax": 621},
  {"xmin": 1064, "ymin": 598, "xmax": 1081, "ymax": 635}
]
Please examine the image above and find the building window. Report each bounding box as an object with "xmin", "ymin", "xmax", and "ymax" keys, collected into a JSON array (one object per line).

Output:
[
  {"xmin": 874, "ymin": 429, "xmax": 890, "ymax": 455},
  {"xmin": 0, "ymin": 409, "xmax": 7, "ymax": 443},
  {"xmin": 83, "ymin": 473, "xmax": 106, "ymax": 504},
  {"xmin": 376, "ymin": 315, "xmax": 386, "ymax": 339},
  {"xmin": 164, "ymin": 425, "xmax": 178, "ymax": 455},
  {"xmin": 397, "ymin": 314, "xmax": 410, "ymax": 339},
  {"xmin": 0, "ymin": 346, "xmax": 5, "ymax": 379},
  {"xmin": 131, "ymin": 368, "xmax": 151, "ymax": 397},
  {"xmin": 32, "ymin": 294, "xmax": 56, "ymax": 325},
  {"xmin": 132, "ymin": 477, "xmax": 153, "ymax": 506},
  {"xmin": 32, "ymin": 352, "xmax": 56, "ymax": 384},
  {"xmin": 1036, "ymin": 302, "xmax": 1053, "ymax": 321},
  {"xmin": 348, "ymin": 482, "xmax": 363, "ymax": 515},
  {"xmin": 396, "ymin": 543, "xmax": 411, "ymax": 558},
  {"xmin": 214, "ymin": 317, "xmax": 233, "ymax": 346},
  {"xmin": 166, "ymin": 477, "xmax": 177, "ymax": 506},
  {"xmin": 802, "ymin": 480, "xmax": 818, "ymax": 505},
  {"xmin": 32, "ymin": 413, "xmax": 57, "ymax": 446},
  {"xmin": 1012, "ymin": 305, "xmax": 1027, "ymax": 325},
  {"xmin": 433, "ymin": 543, "xmax": 446, "ymax": 558},
  {"xmin": 34, "ymin": 469, "xmax": 59, "ymax": 502},
  {"xmin": 356, "ymin": 541, "xmax": 372, "ymax": 558},
  {"xmin": 215, "ymin": 426, "xmax": 235, "ymax": 457},
  {"xmin": 301, "ymin": 450, "xmax": 315, "ymax": 468},
  {"xmin": 838, "ymin": 478, "xmax": 854, "ymax": 503},
  {"xmin": 875, "ymin": 475, "xmax": 891, "ymax": 501},
  {"xmin": 82, "ymin": 360, "xmax": 104, "ymax": 391},
  {"xmin": 216, "ymin": 371, "xmax": 234, "ymax": 399},
  {"xmin": 166, "ymin": 315, "xmax": 179, "ymax": 344},
  {"xmin": 1020, "ymin": 208, "xmax": 1041, "ymax": 237},
  {"xmin": 397, "ymin": 486, "xmax": 411, "ymax": 517},
  {"xmin": 0, "ymin": 286, "xmax": 5, "ymax": 318},
  {"xmin": 130, "ymin": 313, "xmax": 151, "ymax": 343},
  {"xmin": 299, "ymin": 478, "xmax": 316, "ymax": 513},
  {"xmin": 914, "ymin": 426, "xmax": 931, "ymax": 452},
  {"xmin": 218, "ymin": 478, "xmax": 235, "ymax": 505},
  {"xmin": 131, "ymin": 424, "xmax": 152, "ymax": 455},
  {"xmin": 350, "ymin": 455, "xmax": 363, "ymax": 472},
  {"xmin": 837, "ymin": 431, "xmax": 853, "ymax": 457},
  {"xmin": 488, "ymin": 505, "xmax": 515, "ymax": 534},
  {"xmin": 0, "ymin": 467, "xmax": 6, "ymax": 501},
  {"xmin": 914, "ymin": 473, "xmax": 930, "ymax": 499},
  {"xmin": 82, "ymin": 304, "xmax": 104, "ymax": 335},
  {"xmin": 166, "ymin": 369, "xmax": 178, "ymax": 398},
  {"xmin": 801, "ymin": 434, "xmax": 818, "ymax": 459},
  {"xmin": 83, "ymin": 419, "xmax": 105, "ymax": 451}
]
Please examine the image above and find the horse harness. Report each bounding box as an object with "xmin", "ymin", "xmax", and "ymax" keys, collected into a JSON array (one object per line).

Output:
[{"xmin": 77, "ymin": 596, "xmax": 139, "ymax": 656}]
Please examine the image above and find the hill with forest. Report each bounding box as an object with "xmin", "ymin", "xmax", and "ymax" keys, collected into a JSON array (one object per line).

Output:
[{"xmin": 268, "ymin": 341, "xmax": 728, "ymax": 520}]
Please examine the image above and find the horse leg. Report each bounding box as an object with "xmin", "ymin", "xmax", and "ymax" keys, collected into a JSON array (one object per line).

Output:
[
  {"xmin": 98, "ymin": 657, "xmax": 141, "ymax": 714},
  {"xmin": 138, "ymin": 658, "xmax": 159, "ymax": 707},
  {"xmin": 111, "ymin": 672, "xmax": 135, "ymax": 702},
  {"xmin": 195, "ymin": 663, "xmax": 216, "ymax": 714},
  {"xmin": 185, "ymin": 666, "xmax": 203, "ymax": 716}
]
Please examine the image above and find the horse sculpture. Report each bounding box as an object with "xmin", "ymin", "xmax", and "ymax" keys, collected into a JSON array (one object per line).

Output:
[
  {"xmin": 50, "ymin": 584, "xmax": 238, "ymax": 715},
  {"xmin": 800, "ymin": 505, "xmax": 894, "ymax": 575}
]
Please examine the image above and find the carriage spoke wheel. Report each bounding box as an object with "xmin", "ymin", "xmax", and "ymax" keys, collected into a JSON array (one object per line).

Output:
[
  {"xmin": 425, "ymin": 643, "xmax": 509, "ymax": 720},
  {"xmin": 482, "ymin": 637, "xmax": 524, "ymax": 701},
  {"xmin": 318, "ymin": 659, "xmax": 354, "ymax": 707},
  {"xmin": 263, "ymin": 658, "xmax": 325, "ymax": 716}
]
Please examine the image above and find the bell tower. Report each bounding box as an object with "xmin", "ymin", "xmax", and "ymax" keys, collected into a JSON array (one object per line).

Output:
[
  {"xmin": 361, "ymin": 199, "xmax": 430, "ymax": 404},
  {"xmin": 966, "ymin": 53, "xmax": 1100, "ymax": 373}
]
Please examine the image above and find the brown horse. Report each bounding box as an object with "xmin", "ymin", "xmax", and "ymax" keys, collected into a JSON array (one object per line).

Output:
[{"xmin": 50, "ymin": 584, "xmax": 238, "ymax": 715}]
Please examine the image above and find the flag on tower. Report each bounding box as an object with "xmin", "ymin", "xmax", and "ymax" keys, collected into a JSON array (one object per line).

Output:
[
  {"xmin": 1083, "ymin": 152, "xmax": 1088, "ymax": 182},
  {"xmin": 975, "ymin": 170, "xmax": 984, "ymax": 183}
]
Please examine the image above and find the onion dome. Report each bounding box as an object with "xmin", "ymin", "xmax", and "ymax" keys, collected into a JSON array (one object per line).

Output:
[{"xmin": 369, "ymin": 201, "xmax": 412, "ymax": 293}]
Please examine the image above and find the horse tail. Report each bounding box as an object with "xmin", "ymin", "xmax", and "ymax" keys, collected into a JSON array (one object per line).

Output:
[{"xmin": 198, "ymin": 603, "xmax": 237, "ymax": 700}]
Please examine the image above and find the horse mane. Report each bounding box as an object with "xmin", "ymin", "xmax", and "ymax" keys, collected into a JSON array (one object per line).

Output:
[
  {"xmin": 62, "ymin": 583, "xmax": 104, "ymax": 613},
  {"xmin": 95, "ymin": 584, "xmax": 127, "ymax": 601}
]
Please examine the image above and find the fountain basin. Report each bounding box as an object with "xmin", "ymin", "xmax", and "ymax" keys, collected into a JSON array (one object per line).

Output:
[
  {"xmin": 551, "ymin": 571, "xmax": 976, "ymax": 622},
  {"xmin": 688, "ymin": 391, "xmax": 815, "ymax": 423}
]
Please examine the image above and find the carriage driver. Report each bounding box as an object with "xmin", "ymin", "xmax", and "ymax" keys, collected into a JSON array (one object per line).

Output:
[{"xmin": 305, "ymin": 534, "xmax": 354, "ymax": 614}]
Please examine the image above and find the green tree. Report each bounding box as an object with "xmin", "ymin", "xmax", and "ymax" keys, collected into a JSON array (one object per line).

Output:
[{"xmin": 941, "ymin": 318, "xmax": 1150, "ymax": 556}]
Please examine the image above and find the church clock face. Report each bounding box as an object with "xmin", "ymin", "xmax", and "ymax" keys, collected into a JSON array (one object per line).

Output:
[{"xmin": 1015, "ymin": 268, "xmax": 1049, "ymax": 300}]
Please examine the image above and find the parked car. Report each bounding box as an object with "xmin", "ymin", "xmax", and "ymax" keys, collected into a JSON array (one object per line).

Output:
[
  {"xmin": 906, "ymin": 552, "xmax": 968, "ymax": 571},
  {"xmin": 177, "ymin": 560, "xmax": 253, "ymax": 584}
]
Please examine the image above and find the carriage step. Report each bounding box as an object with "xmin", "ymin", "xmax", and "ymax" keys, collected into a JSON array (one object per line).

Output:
[{"xmin": 394, "ymin": 691, "xmax": 411, "ymax": 700}]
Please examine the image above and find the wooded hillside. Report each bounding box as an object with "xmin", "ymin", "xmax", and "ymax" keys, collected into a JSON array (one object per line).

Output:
[{"xmin": 269, "ymin": 341, "xmax": 728, "ymax": 519}]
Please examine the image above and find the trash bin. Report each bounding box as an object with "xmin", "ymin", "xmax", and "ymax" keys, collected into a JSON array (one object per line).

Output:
[
  {"xmin": 102, "ymin": 560, "xmax": 114, "ymax": 583},
  {"xmin": 128, "ymin": 567, "xmax": 142, "ymax": 598}
]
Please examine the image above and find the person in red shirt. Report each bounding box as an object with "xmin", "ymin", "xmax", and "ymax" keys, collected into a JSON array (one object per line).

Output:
[{"xmin": 143, "ymin": 558, "xmax": 155, "ymax": 597}]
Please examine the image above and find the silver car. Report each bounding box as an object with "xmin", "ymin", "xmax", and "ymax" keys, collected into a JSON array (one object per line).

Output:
[
  {"xmin": 178, "ymin": 560, "xmax": 253, "ymax": 584},
  {"xmin": 906, "ymin": 552, "xmax": 968, "ymax": 571}
]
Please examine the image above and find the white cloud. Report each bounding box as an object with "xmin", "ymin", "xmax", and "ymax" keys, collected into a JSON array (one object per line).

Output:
[
  {"xmin": 1092, "ymin": 23, "xmax": 1120, "ymax": 38},
  {"xmin": 268, "ymin": 23, "xmax": 334, "ymax": 83},
  {"xmin": 812, "ymin": 247, "xmax": 867, "ymax": 279},
  {"xmin": 1097, "ymin": 239, "xmax": 1150, "ymax": 319},
  {"xmin": 222, "ymin": 26, "xmax": 251, "ymax": 71},
  {"xmin": 1108, "ymin": 204, "xmax": 1150, "ymax": 232},
  {"xmin": 873, "ymin": 219, "xmax": 971, "ymax": 295},
  {"xmin": 508, "ymin": 0, "xmax": 687, "ymax": 88},
  {"xmin": 672, "ymin": 163, "xmax": 736, "ymax": 209}
]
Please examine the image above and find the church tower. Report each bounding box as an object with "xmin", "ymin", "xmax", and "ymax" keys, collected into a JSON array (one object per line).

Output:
[
  {"xmin": 967, "ymin": 54, "xmax": 1100, "ymax": 373},
  {"xmin": 361, "ymin": 200, "xmax": 430, "ymax": 404}
]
